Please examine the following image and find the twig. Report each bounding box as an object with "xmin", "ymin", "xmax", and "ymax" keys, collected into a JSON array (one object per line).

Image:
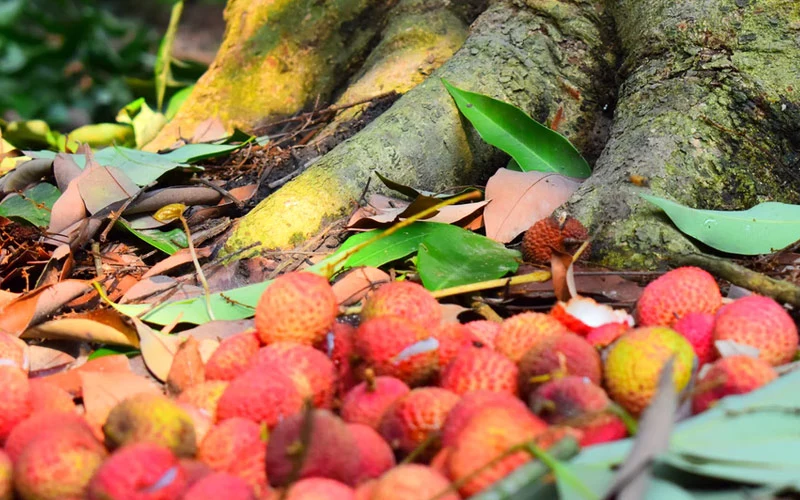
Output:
[
  {"xmin": 430, "ymin": 271, "xmax": 552, "ymax": 300},
  {"xmin": 470, "ymin": 301, "xmax": 503, "ymax": 323},
  {"xmin": 99, "ymin": 182, "xmax": 155, "ymax": 242},
  {"xmin": 190, "ymin": 178, "xmax": 243, "ymax": 209}
]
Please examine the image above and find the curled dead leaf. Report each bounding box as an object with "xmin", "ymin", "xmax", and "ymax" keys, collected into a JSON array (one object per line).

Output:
[
  {"xmin": 0, "ymin": 280, "xmax": 92, "ymax": 336},
  {"xmin": 166, "ymin": 337, "xmax": 205, "ymax": 396},
  {"xmin": 22, "ymin": 309, "xmax": 139, "ymax": 347}
]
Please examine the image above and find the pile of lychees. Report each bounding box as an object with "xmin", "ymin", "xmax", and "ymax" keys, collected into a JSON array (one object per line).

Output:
[{"xmin": 0, "ymin": 265, "xmax": 795, "ymax": 499}]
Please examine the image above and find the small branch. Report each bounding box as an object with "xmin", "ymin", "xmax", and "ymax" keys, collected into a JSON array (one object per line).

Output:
[
  {"xmin": 190, "ymin": 177, "xmax": 243, "ymax": 209},
  {"xmin": 430, "ymin": 271, "xmax": 552, "ymax": 300}
]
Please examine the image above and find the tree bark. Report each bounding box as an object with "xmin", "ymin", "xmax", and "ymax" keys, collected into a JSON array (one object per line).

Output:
[{"xmin": 222, "ymin": 0, "xmax": 618, "ymax": 255}]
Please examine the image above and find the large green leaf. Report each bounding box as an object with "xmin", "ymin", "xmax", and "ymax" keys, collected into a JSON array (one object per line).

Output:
[
  {"xmin": 117, "ymin": 219, "xmax": 186, "ymax": 255},
  {"xmin": 417, "ymin": 227, "xmax": 520, "ymax": 290},
  {"xmin": 161, "ymin": 143, "xmax": 244, "ymax": 163},
  {"xmin": 441, "ymin": 79, "xmax": 591, "ymax": 179},
  {"xmin": 641, "ymin": 194, "xmax": 800, "ymax": 255},
  {"xmin": 0, "ymin": 182, "xmax": 60, "ymax": 226},
  {"xmin": 165, "ymin": 85, "xmax": 194, "ymax": 120}
]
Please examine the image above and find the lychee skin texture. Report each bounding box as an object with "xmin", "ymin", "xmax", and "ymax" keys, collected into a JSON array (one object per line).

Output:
[
  {"xmin": 354, "ymin": 316, "xmax": 437, "ymax": 386},
  {"xmin": 441, "ymin": 390, "xmax": 531, "ymax": 448},
  {"xmin": 103, "ymin": 393, "xmax": 197, "ymax": 458},
  {"xmin": 635, "ymin": 266, "xmax": 722, "ymax": 327},
  {"xmin": 529, "ymin": 376, "xmax": 610, "ymax": 424},
  {"xmin": 0, "ymin": 450, "xmax": 11, "ymax": 500},
  {"xmin": 371, "ymin": 464, "xmax": 459, "ymax": 500},
  {"xmin": 280, "ymin": 478, "xmax": 355, "ymax": 500},
  {"xmin": 341, "ymin": 375, "xmax": 410, "ymax": 430},
  {"xmin": 28, "ymin": 379, "xmax": 75, "ymax": 413},
  {"xmin": 250, "ymin": 342, "xmax": 336, "ymax": 408},
  {"xmin": 518, "ymin": 333, "xmax": 603, "ymax": 397},
  {"xmin": 14, "ymin": 428, "xmax": 106, "ymax": 500},
  {"xmin": 5, "ymin": 411, "xmax": 94, "ymax": 463},
  {"xmin": 495, "ymin": 312, "xmax": 570, "ymax": 363},
  {"xmin": 176, "ymin": 380, "xmax": 229, "ymax": 421},
  {"xmin": 585, "ymin": 322, "xmax": 629, "ymax": 350},
  {"xmin": 204, "ymin": 331, "xmax": 261, "ymax": 381},
  {"xmin": 266, "ymin": 410, "xmax": 360, "ymax": 488},
  {"xmin": 692, "ymin": 355, "xmax": 778, "ymax": 414},
  {"xmin": 446, "ymin": 406, "xmax": 548, "ymax": 497},
  {"xmin": 183, "ymin": 472, "xmax": 256, "ymax": 500},
  {"xmin": 522, "ymin": 216, "xmax": 563, "ymax": 263},
  {"xmin": 360, "ymin": 280, "xmax": 441, "ymax": 330},
  {"xmin": 347, "ymin": 423, "xmax": 395, "ymax": 483},
  {"xmin": 87, "ymin": 443, "xmax": 187, "ymax": 500},
  {"xmin": 440, "ymin": 346, "xmax": 519, "ymax": 395},
  {"xmin": 673, "ymin": 312, "xmax": 716, "ymax": 366},
  {"xmin": 713, "ymin": 295, "xmax": 799, "ymax": 366},
  {"xmin": 215, "ymin": 364, "xmax": 304, "ymax": 429},
  {"xmin": 198, "ymin": 418, "xmax": 267, "ymax": 495},
  {"xmin": 567, "ymin": 411, "xmax": 628, "ymax": 447},
  {"xmin": 379, "ymin": 387, "xmax": 460, "ymax": 454},
  {"xmin": 463, "ymin": 320, "xmax": 501, "ymax": 349},
  {"xmin": 325, "ymin": 321, "xmax": 358, "ymax": 396},
  {"xmin": 255, "ymin": 272, "xmax": 338, "ymax": 346},
  {"xmin": 0, "ymin": 366, "xmax": 31, "ymax": 444},
  {"xmin": 430, "ymin": 322, "xmax": 473, "ymax": 368},
  {"xmin": 604, "ymin": 327, "xmax": 695, "ymax": 416}
]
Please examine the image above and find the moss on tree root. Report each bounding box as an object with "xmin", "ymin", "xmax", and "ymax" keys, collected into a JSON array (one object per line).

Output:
[{"xmin": 223, "ymin": 0, "xmax": 618, "ymax": 256}]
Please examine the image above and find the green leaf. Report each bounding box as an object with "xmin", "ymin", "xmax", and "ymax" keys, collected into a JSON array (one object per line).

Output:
[
  {"xmin": 65, "ymin": 123, "xmax": 134, "ymax": 149},
  {"xmin": 417, "ymin": 227, "xmax": 520, "ymax": 290},
  {"xmin": 0, "ymin": 0, "xmax": 24, "ymax": 26},
  {"xmin": 0, "ymin": 182, "xmax": 60, "ymax": 226},
  {"xmin": 88, "ymin": 346, "xmax": 140, "ymax": 360},
  {"xmin": 161, "ymin": 143, "xmax": 244, "ymax": 163},
  {"xmin": 165, "ymin": 85, "xmax": 193, "ymax": 120},
  {"xmin": 441, "ymin": 79, "xmax": 591, "ymax": 179},
  {"xmin": 117, "ymin": 219, "xmax": 186, "ymax": 255},
  {"xmin": 641, "ymin": 194, "xmax": 800, "ymax": 255},
  {"xmin": 116, "ymin": 99, "xmax": 166, "ymax": 148},
  {"xmin": 155, "ymin": 1, "xmax": 184, "ymax": 111}
]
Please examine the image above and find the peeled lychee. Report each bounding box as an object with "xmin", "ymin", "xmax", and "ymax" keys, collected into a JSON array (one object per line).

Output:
[
  {"xmin": 495, "ymin": 312, "xmax": 569, "ymax": 363},
  {"xmin": 441, "ymin": 390, "xmax": 530, "ymax": 447},
  {"xmin": 360, "ymin": 280, "xmax": 441, "ymax": 329},
  {"xmin": 550, "ymin": 297, "xmax": 633, "ymax": 336},
  {"xmin": 379, "ymin": 387, "xmax": 460, "ymax": 455},
  {"xmin": 279, "ymin": 478, "xmax": 355, "ymax": 500},
  {"xmin": 266, "ymin": 409, "xmax": 360, "ymax": 487},
  {"xmin": 5, "ymin": 411, "xmax": 94, "ymax": 463},
  {"xmin": 712, "ymin": 295, "xmax": 798, "ymax": 366},
  {"xmin": 215, "ymin": 364, "xmax": 303, "ymax": 428},
  {"xmin": 439, "ymin": 345, "xmax": 518, "ymax": 395},
  {"xmin": 354, "ymin": 316, "xmax": 437, "ymax": 386},
  {"xmin": 347, "ymin": 423, "xmax": 395, "ymax": 483},
  {"xmin": 463, "ymin": 320, "xmax": 501, "ymax": 349},
  {"xmin": 176, "ymin": 380, "xmax": 229, "ymax": 421},
  {"xmin": 183, "ymin": 472, "xmax": 256, "ymax": 500},
  {"xmin": 198, "ymin": 418, "xmax": 267, "ymax": 495},
  {"xmin": 0, "ymin": 366, "xmax": 31, "ymax": 443},
  {"xmin": 529, "ymin": 376, "xmax": 610, "ymax": 424},
  {"xmin": 250, "ymin": 342, "xmax": 336, "ymax": 408},
  {"xmin": 370, "ymin": 464, "xmax": 458, "ymax": 500},
  {"xmin": 87, "ymin": 443, "xmax": 186, "ymax": 500},
  {"xmin": 14, "ymin": 428, "xmax": 106, "ymax": 500},
  {"xmin": 341, "ymin": 371, "xmax": 410, "ymax": 430},
  {"xmin": 518, "ymin": 333, "xmax": 602, "ymax": 396},
  {"xmin": 604, "ymin": 327, "xmax": 695, "ymax": 416},
  {"xmin": 635, "ymin": 266, "xmax": 722, "ymax": 326},
  {"xmin": 692, "ymin": 355, "xmax": 778, "ymax": 414},
  {"xmin": 255, "ymin": 272, "xmax": 338, "ymax": 346},
  {"xmin": 673, "ymin": 312, "xmax": 715, "ymax": 365},
  {"xmin": 103, "ymin": 393, "xmax": 197, "ymax": 457},
  {"xmin": 204, "ymin": 330, "xmax": 260, "ymax": 381}
]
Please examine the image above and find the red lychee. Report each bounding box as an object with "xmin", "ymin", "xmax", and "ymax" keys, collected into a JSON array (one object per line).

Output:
[
  {"xmin": 354, "ymin": 316, "xmax": 438, "ymax": 386},
  {"xmin": 323, "ymin": 321, "xmax": 359, "ymax": 396},
  {"xmin": 430, "ymin": 322, "xmax": 473, "ymax": 368},
  {"xmin": 250, "ymin": 342, "xmax": 336, "ymax": 408},
  {"xmin": 441, "ymin": 390, "xmax": 530, "ymax": 447},
  {"xmin": 692, "ymin": 355, "xmax": 778, "ymax": 414},
  {"xmin": 198, "ymin": 417, "xmax": 267, "ymax": 495},
  {"xmin": 673, "ymin": 312, "xmax": 716, "ymax": 365},
  {"xmin": 28, "ymin": 379, "xmax": 75, "ymax": 413},
  {"xmin": 439, "ymin": 345, "xmax": 518, "ymax": 395},
  {"xmin": 87, "ymin": 443, "xmax": 186, "ymax": 500},
  {"xmin": 183, "ymin": 472, "xmax": 256, "ymax": 500},
  {"xmin": 495, "ymin": 312, "xmax": 570, "ymax": 363},
  {"xmin": 341, "ymin": 371, "xmax": 410, "ymax": 430},
  {"xmin": 635, "ymin": 266, "xmax": 722, "ymax": 326},
  {"xmin": 565, "ymin": 411, "xmax": 628, "ymax": 447},
  {"xmin": 278, "ymin": 478, "xmax": 355, "ymax": 500},
  {"xmin": 586, "ymin": 322, "xmax": 628, "ymax": 349},
  {"xmin": 521, "ymin": 216, "xmax": 563, "ymax": 263},
  {"xmin": 0, "ymin": 366, "xmax": 31, "ymax": 443},
  {"xmin": 204, "ymin": 330, "xmax": 260, "ymax": 381},
  {"xmin": 463, "ymin": 320, "xmax": 501, "ymax": 348},
  {"xmin": 255, "ymin": 272, "xmax": 338, "ymax": 346},
  {"xmin": 215, "ymin": 364, "xmax": 303, "ymax": 428},
  {"xmin": 379, "ymin": 387, "xmax": 460, "ymax": 455},
  {"xmin": 529, "ymin": 376, "xmax": 610, "ymax": 424},
  {"xmin": 5, "ymin": 411, "xmax": 94, "ymax": 463},
  {"xmin": 518, "ymin": 332, "xmax": 602, "ymax": 396},
  {"xmin": 370, "ymin": 464, "xmax": 458, "ymax": 500},
  {"xmin": 176, "ymin": 380, "xmax": 229, "ymax": 421},
  {"xmin": 347, "ymin": 423, "xmax": 395, "ymax": 483},
  {"xmin": 360, "ymin": 280, "xmax": 441, "ymax": 329}
]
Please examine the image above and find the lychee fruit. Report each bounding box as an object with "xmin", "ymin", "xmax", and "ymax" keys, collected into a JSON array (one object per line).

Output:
[
  {"xmin": 441, "ymin": 390, "xmax": 530, "ymax": 447},
  {"xmin": 521, "ymin": 216, "xmax": 563, "ymax": 263},
  {"xmin": 439, "ymin": 345, "xmax": 519, "ymax": 395},
  {"xmin": 529, "ymin": 376, "xmax": 610, "ymax": 424},
  {"xmin": 183, "ymin": 472, "xmax": 256, "ymax": 500},
  {"xmin": 0, "ymin": 366, "xmax": 31, "ymax": 443},
  {"xmin": 180, "ymin": 459, "xmax": 213, "ymax": 489},
  {"xmin": 347, "ymin": 423, "xmax": 395, "ymax": 483},
  {"xmin": 354, "ymin": 480, "xmax": 376, "ymax": 500},
  {"xmin": 673, "ymin": 312, "xmax": 716, "ymax": 365},
  {"xmin": 494, "ymin": 312, "xmax": 570, "ymax": 363},
  {"xmin": 586, "ymin": 322, "xmax": 628, "ymax": 349},
  {"xmin": 103, "ymin": 393, "xmax": 197, "ymax": 457},
  {"xmin": 354, "ymin": 316, "xmax": 438, "ymax": 386},
  {"xmin": 565, "ymin": 411, "xmax": 628, "ymax": 446},
  {"xmin": 215, "ymin": 364, "xmax": 303, "ymax": 428},
  {"xmin": 278, "ymin": 478, "xmax": 355, "ymax": 500},
  {"xmin": 712, "ymin": 295, "xmax": 798, "ymax": 366},
  {"xmin": 28, "ymin": 379, "xmax": 75, "ymax": 413},
  {"xmin": 635, "ymin": 266, "xmax": 722, "ymax": 326},
  {"xmin": 0, "ymin": 451, "xmax": 11, "ymax": 500},
  {"xmin": 198, "ymin": 418, "xmax": 267, "ymax": 495},
  {"xmin": 176, "ymin": 380, "xmax": 229, "ymax": 421},
  {"xmin": 518, "ymin": 333, "xmax": 602, "ymax": 396},
  {"xmin": 341, "ymin": 371, "xmax": 410, "ymax": 430},
  {"xmin": 379, "ymin": 387, "xmax": 460, "ymax": 455},
  {"xmin": 86, "ymin": 443, "xmax": 186, "ymax": 500},
  {"xmin": 370, "ymin": 464, "xmax": 459, "ymax": 500},
  {"xmin": 5, "ymin": 410, "xmax": 94, "ymax": 463},
  {"xmin": 0, "ymin": 332, "xmax": 27, "ymax": 372},
  {"xmin": 604, "ymin": 327, "xmax": 695, "ymax": 416},
  {"xmin": 550, "ymin": 297, "xmax": 633, "ymax": 336},
  {"xmin": 266, "ymin": 409, "xmax": 360, "ymax": 487},
  {"xmin": 204, "ymin": 330, "xmax": 261, "ymax": 381},
  {"xmin": 360, "ymin": 280, "xmax": 441, "ymax": 329},
  {"xmin": 430, "ymin": 322, "xmax": 473, "ymax": 368},
  {"xmin": 446, "ymin": 406, "xmax": 548, "ymax": 497},
  {"xmin": 692, "ymin": 355, "xmax": 778, "ymax": 414},
  {"xmin": 463, "ymin": 320, "xmax": 501, "ymax": 348},
  {"xmin": 322, "ymin": 321, "xmax": 359, "ymax": 396},
  {"xmin": 255, "ymin": 272, "xmax": 338, "ymax": 346},
  {"xmin": 250, "ymin": 342, "xmax": 336, "ymax": 408},
  {"xmin": 14, "ymin": 427, "xmax": 106, "ymax": 500}
]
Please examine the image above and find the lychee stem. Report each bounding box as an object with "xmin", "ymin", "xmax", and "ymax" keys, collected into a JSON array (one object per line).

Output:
[{"xmin": 363, "ymin": 367, "xmax": 377, "ymax": 392}]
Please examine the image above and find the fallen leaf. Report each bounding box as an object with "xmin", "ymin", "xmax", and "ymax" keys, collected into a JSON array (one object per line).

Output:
[
  {"xmin": 0, "ymin": 289, "xmax": 19, "ymax": 309},
  {"xmin": 550, "ymin": 249, "xmax": 576, "ymax": 302},
  {"xmin": 483, "ymin": 169, "xmax": 582, "ymax": 243},
  {"xmin": 28, "ymin": 345, "xmax": 76, "ymax": 376},
  {"xmin": 80, "ymin": 370, "xmax": 161, "ymax": 431},
  {"xmin": 180, "ymin": 320, "xmax": 253, "ymax": 342},
  {"xmin": 332, "ymin": 267, "xmax": 390, "ymax": 306},
  {"xmin": 37, "ymin": 354, "xmax": 131, "ymax": 397},
  {"xmin": 166, "ymin": 337, "xmax": 205, "ymax": 396},
  {"xmin": 120, "ymin": 275, "xmax": 179, "ymax": 304},
  {"xmin": 77, "ymin": 165, "xmax": 139, "ymax": 215},
  {"xmin": 440, "ymin": 303, "xmax": 470, "ymax": 324},
  {"xmin": 53, "ymin": 153, "xmax": 83, "ymax": 191},
  {"xmin": 47, "ymin": 176, "xmax": 87, "ymax": 236},
  {"xmin": 22, "ymin": 309, "xmax": 139, "ymax": 347},
  {"xmin": 124, "ymin": 186, "xmax": 223, "ymax": 215},
  {"xmin": 0, "ymin": 280, "xmax": 92, "ymax": 335},
  {"xmin": 133, "ymin": 318, "xmax": 182, "ymax": 382},
  {"xmin": 191, "ymin": 117, "xmax": 228, "ymax": 143},
  {"xmin": 143, "ymin": 247, "xmax": 212, "ymax": 279}
]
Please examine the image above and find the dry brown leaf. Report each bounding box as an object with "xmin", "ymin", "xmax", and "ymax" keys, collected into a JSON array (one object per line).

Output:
[
  {"xmin": 332, "ymin": 267, "xmax": 390, "ymax": 306},
  {"xmin": 120, "ymin": 276, "xmax": 178, "ymax": 304},
  {"xmin": 80, "ymin": 370, "xmax": 161, "ymax": 431},
  {"xmin": 47, "ymin": 177, "xmax": 87, "ymax": 235},
  {"xmin": 550, "ymin": 249, "xmax": 576, "ymax": 303},
  {"xmin": 37, "ymin": 354, "xmax": 131, "ymax": 397},
  {"xmin": 440, "ymin": 303, "xmax": 470, "ymax": 324},
  {"xmin": 76, "ymin": 165, "xmax": 138, "ymax": 215},
  {"xmin": 180, "ymin": 320, "xmax": 253, "ymax": 343},
  {"xmin": 133, "ymin": 318, "xmax": 182, "ymax": 382},
  {"xmin": 28, "ymin": 345, "xmax": 76, "ymax": 377},
  {"xmin": 0, "ymin": 289, "xmax": 19, "ymax": 309},
  {"xmin": 125, "ymin": 186, "xmax": 223, "ymax": 215},
  {"xmin": 191, "ymin": 117, "xmax": 228, "ymax": 143},
  {"xmin": 483, "ymin": 169, "xmax": 582, "ymax": 243},
  {"xmin": 22, "ymin": 309, "xmax": 139, "ymax": 347},
  {"xmin": 143, "ymin": 247, "xmax": 212, "ymax": 280},
  {"xmin": 196, "ymin": 339, "xmax": 220, "ymax": 364},
  {"xmin": 0, "ymin": 280, "xmax": 92, "ymax": 336},
  {"xmin": 166, "ymin": 337, "xmax": 205, "ymax": 396},
  {"xmin": 53, "ymin": 153, "xmax": 83, "ymax": 192}
]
